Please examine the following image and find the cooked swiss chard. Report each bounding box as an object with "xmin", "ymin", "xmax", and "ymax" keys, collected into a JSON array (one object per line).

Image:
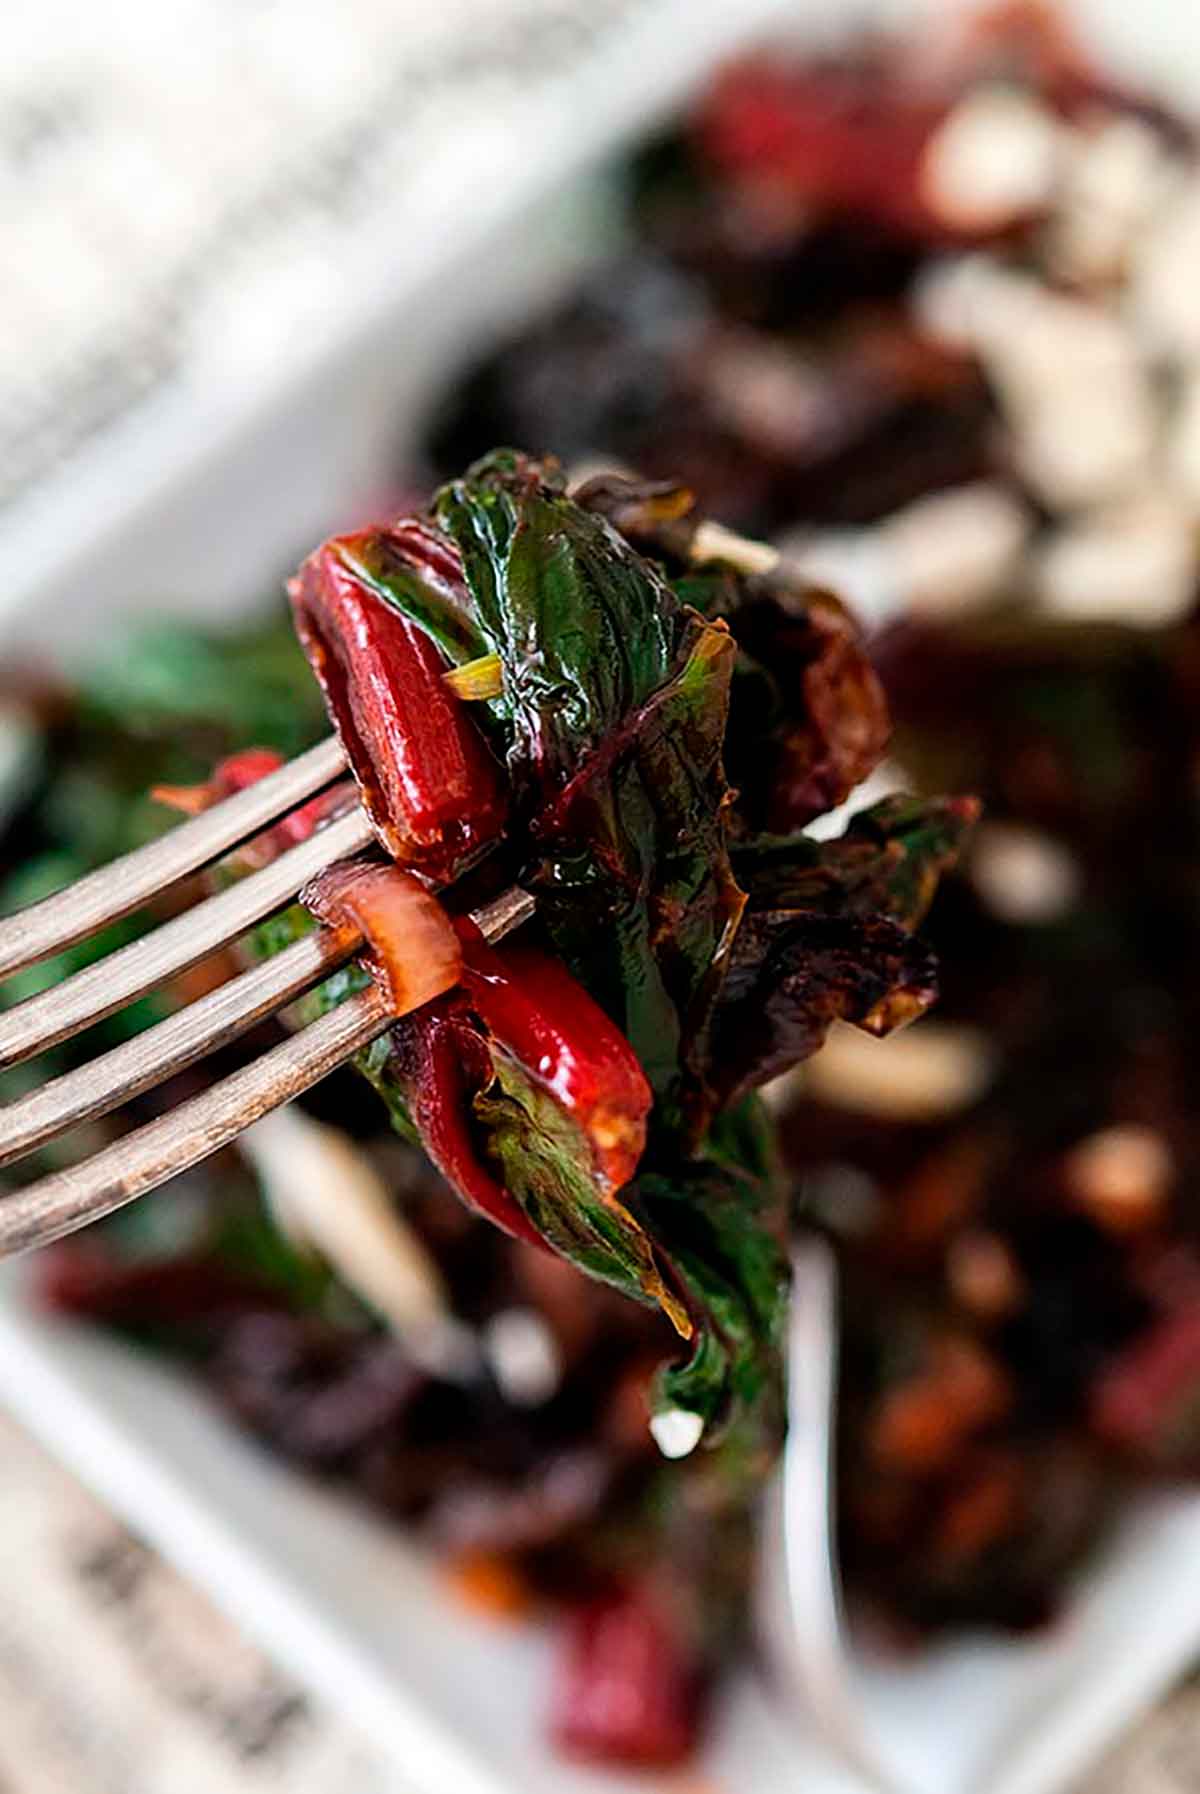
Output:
[{"xmin": 262, "ymin": 450, "xmax": 974, "ymax": 1447}]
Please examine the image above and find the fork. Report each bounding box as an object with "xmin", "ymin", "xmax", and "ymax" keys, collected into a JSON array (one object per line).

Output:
[
  {"xmin": 0, "ymin": 734, "xmax": 534, "ymax": 1258},
  {"xmin": 0, "ymin": 510, "xmax": 799, "ymax": 1262}
]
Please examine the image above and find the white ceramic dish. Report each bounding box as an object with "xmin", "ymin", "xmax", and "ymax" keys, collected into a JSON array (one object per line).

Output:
[{"xmin": 8, "ymin": 4, "xmax": 1200, "ymax": 1792}]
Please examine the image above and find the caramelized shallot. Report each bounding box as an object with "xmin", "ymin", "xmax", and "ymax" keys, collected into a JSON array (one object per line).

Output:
[{"xmin": 303, "ymin": 860, "xmax": 463, "ymax": 1015}]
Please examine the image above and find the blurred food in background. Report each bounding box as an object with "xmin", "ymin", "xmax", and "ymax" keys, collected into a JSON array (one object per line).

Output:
[{"xmin": 9, "ymin": 0, "xmax": 1200, "ymax": 1771}]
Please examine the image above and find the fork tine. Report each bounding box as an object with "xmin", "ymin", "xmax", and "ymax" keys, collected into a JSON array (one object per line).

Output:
[
  {"xmin": 0, "ymin": 920, "xmax": 361, "ymax": 1166},
  {"xmin": 0, "ymin": 885, "xmax": 536, "ymax": 1258},
  {"xmin": 0, "ymin": 734, "xmax": 347, "ymax": 982},
  {"xmin": 0, "ymin": 985, "xmax": 392, "ymax": 1255},
  {"xmin": 0, "ymin": 805, "xmax": 374, "ymax": 1072}
]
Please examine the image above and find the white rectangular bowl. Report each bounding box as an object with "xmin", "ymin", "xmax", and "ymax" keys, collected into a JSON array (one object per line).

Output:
[{"xmin": 6, "ymin": 4, "xmax": 1200, "ymax": 1792}]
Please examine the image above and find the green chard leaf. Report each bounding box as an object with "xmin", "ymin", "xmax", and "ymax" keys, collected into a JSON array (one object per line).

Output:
[
  {"xmin": 238, "ymin": 455, "xmax": 978, "ymax": 1450},
  {"xmin": 731, "ymin": 793, "xmax": 981, "ymax": 929},
  {"xmin": 575, "ymin": 472, "xmax": 893, "ymax": 832},
  {"xmin": 638, "ymin": 1157, "xmax": 788, "ymax": 1447},
  {"xmin": 709, "ymin": 910, "xmax": 940, "ymax": 1110},
  {"xmin": 707, "ymin": 794, "xmax": 980, "ymax": 1108},
  {"xmin": 474, "ymin": 1047, "xmax": 689, "ymax": 1334},
  {"xmin": 527, "ymin": 616, "xmax": 746, "ymax": 1121},
  {"xmin": 434, "ymin": 449, "xmax": 678, "ymax": 793},
  {"xmin": 435, "ymin": 452, "xmax": 746, "ymax": 1126}
]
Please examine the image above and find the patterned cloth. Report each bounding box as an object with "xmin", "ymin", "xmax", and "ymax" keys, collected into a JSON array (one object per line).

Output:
[{"xmin": 0, "ymin": 1408, "xmax": 397, "ymax": 1794}]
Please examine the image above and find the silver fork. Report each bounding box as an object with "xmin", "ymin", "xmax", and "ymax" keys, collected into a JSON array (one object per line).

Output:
[{"xmin": 0, "ymin": 735, "xmax": 533, "ymax": 1257}]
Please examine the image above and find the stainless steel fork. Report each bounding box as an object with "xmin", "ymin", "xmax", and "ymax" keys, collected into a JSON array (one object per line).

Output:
[{"xmin": 0, "ymin": 736, "xmax": 533, "ymax": 1256}]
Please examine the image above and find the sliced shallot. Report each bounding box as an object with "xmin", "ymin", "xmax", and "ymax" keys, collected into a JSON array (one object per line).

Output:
[{"xmin": 303, "ymin": 859, "xmax": 463, "ymax": 1015}]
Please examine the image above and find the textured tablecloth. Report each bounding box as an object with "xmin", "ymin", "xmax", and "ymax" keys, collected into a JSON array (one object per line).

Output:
[{"xmin": 0, "ymin": 1408, "xmax": 398, "ymax": 1794}]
